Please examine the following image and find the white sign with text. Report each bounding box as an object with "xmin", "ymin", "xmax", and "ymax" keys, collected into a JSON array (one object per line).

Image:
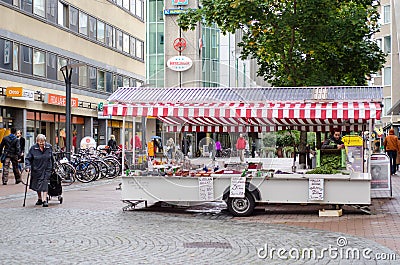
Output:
[
  {"xmin": 230, "ymin": 177, "xmax": 246, "ymax": 198},
  {"xmin": 198, "ymin": 177, "xmax": 214, "ymax": 201},
  {"xmin": 309, "ymin": 178, "xmax": 324, "ymax": 200}
]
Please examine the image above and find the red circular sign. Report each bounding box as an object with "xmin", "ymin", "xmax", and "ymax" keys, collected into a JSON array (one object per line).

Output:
[{"xmin": 173, "ymin": 38, "xmax": 187, "ymax": 52}]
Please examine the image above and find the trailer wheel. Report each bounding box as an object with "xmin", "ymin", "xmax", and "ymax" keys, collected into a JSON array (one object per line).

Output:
[{"xmin": 227, "ymin": 191, "xmax": 255, "ymax": 217}]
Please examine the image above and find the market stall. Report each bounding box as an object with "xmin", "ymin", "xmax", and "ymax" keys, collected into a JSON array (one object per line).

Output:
[{"xmin": 104, "ymin": 86, "xmax": 383, "ymax": 216}]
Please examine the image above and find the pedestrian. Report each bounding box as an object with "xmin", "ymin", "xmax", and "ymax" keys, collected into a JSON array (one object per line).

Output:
[
  {"xmin": 208, "ymin": 141, "xmax": 215, "ymax": 160},
  {"xmin": 107, "ymin": 135, "xmax": 117, "ymax": 154},
  {"xmin": 383, "ymin": 128, "xmax": 399, "ymax": 176},
  {"xmin": 215, "ymin": 140, "xmax": 222, "ymax": 157},
  {"xmin": 236, "ymin": 134, "xmax": 246, "ymax": 163},
  {"xmin": 16, "ymin": 129, "xmax": 26, "ymax": 173},
  {"xmin": 130, "ymin": 134, "xmax": 142, "ymax": 150},
  {"xmin": 72, "ymin": 130, "xmax": 77, "ymax": 154},
  {"xmin": 25, "ymin": 134, "xmax": 53, "ymax": 207},
  {"xmin": 321, "ymin": 128, "xmax": 345, "ymax": 150},
  {"xmin": 251, "ymin": 140, "xmax": 256, "ymax": 158},
  {"xmin": 397, "ymin": 137, "xmax": 400, "ymax": 172},
  {"xmin": 0, "ymin": 128, "xmax": 22, "ymax": 185}
]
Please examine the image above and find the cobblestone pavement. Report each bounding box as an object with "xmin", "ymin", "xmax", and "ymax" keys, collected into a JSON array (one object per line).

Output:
[{"xmin": 0, "ymin": 171, "xmax": 399, "ymax": 264}]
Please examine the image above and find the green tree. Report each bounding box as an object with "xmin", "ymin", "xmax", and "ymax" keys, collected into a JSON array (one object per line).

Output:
[{"xmin": 178, "ymin": 0, "xmax": 385, "ymax": 86}]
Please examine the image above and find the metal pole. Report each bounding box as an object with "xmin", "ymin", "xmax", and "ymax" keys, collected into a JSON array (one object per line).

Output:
[{"xmin": 65, "ymin": 68, "xmax": 72, "ymax": 160}]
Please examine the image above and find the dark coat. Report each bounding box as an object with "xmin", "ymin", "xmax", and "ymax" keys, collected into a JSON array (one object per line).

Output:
[
  {"xmin": 25, "ymin": 143, "xmax": 53, "ymax": 192},
  {"xmin": 321, "ymin": 136, "xmax": 344, "ymax": 149},
  {"xmin": 0, "ymin": 133, "xmax": 20, "ymax": 158}
]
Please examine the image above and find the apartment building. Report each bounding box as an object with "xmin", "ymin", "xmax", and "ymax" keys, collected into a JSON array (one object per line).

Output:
[
  {"xmin": 0, "ymin": 0, "xmax": 145, "ymax": 150},
  {"xmin": 373, "ymin": 0, "xmax": 400, "ymax": 129}
]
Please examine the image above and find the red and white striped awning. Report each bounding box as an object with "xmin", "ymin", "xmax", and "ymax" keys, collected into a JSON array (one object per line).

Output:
[{"xmin": 103, "ymin": 101, "xmax": 381, "ymax": 132}]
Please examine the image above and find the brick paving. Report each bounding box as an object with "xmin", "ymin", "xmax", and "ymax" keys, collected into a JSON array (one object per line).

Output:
[{"xmin": 0, "ymin": 168, "xmax": 399, "ymax": 264}]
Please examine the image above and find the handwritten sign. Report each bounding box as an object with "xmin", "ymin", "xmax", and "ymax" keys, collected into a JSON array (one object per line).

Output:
[
  {"xmin": 309, "ymin": 178, "xmax": 324, "ymax": 200},
  {"xmin": 230, "ymin": 177, "xmax": 246, "ymax": 198},
  {"xmin": 198, "ymin": 177, "xmax": 214, "ymax": 201}
]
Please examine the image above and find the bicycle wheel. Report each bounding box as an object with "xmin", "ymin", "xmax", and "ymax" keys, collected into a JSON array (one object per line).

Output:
[
  {"xmin": 75, "ymin": 161, "xmax": 98, "ymax": 183},
  {"xmin": 102, "ymin": 157, "xmax": 120, "ymax": 178},
  {"xmin": 57, "ymin": 162, "xmax": 76, "ymax": 186}
]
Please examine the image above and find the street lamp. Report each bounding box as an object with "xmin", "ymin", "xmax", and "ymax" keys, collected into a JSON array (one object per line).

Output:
[{"xmin": 60, "ymin": 63, "xmax": 85, "ymax": 159}]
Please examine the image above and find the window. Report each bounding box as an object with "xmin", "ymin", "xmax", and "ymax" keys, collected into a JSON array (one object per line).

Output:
[
  {"xmin": 123, "ymin": 77, "xmax": 129, "ymax": 87},
  {"xmin": 46, "ymin": 0, "xmax": 57, "ymax": 23},
  {"xmin": 105, "ymin": 24, "xmax": 113, "ymax": 46},
  {"xmin": 21, "ymin": 0, "xmax": 33, "ymax": 13},
  {"xmin": 97, "ymin": 70, "xmax": 105, "ymax": 90},
  {"xmin": 33, "ymin": 0, "xmax": 45, "ymax": 17},
  {"xmin": 88, "ymin": 66, "xmax": 97, "ymax": 89},
  {"xmin": 116, "ymin": 30, "xmax": 123, "ymax": 51},
  {"xmin": 130, "ymin": 0, "xmax": 135, "ymax": 14},
  {"xmin": 135, "ymin": 0, "xmax": 142, "ymax": 18},
  {"xmin": 376, "ymin": 38, "xmax": 382, "ymax": 51},
  {"xmin": 58, "ymin": 1, "xmax": 68, "ymax": 27},
  {"xmin": 1, "ymin": 0, "xmax": 13, "ymax": 5},
  {"xmin": 46, "ymin": 52, "xmax": 57, "ymax": 80},
  {"xmin": 70, "ymin": 60, "xmax": 79, "ymax": 85},
  {"xmin": 57, "ymin": 56, "xmax": 67, "ymax": 81},
  {"xmin": 33, "ymin": 49, "xmax": 45, "ymax": 77},
  {"xmin": 383, "ymin": 5, "xmax": 390, "ymax": 24},
  {"xmin": 384, "ymin": 36, "xmax": 391, "ymax": 54},
  {"xmin": 123, "ymin": 0, "xmax": 129, "ymax": 9},
  {"xmin": 384, "ymin": 67, "xmax": 391, "ymax": 86},
  {"xmin": 130, "ymin": 37, "xmax": 136, "ymax": 56},
  {"xmin": 123, "ymin": 33, "xmax": 130, "ymax": 53},
  {"xmin": 69, "ymin": 6, "xmax": 79, "ymax": 32},
  {"xmin": 88, "ymin": 16, "xmax": 97, "ymax": 40},
  {"xmin": 116, "ymin": 0, "xmax": 122, "ymax": 6},
  {"xmin": 383, "ymin": 97, "xmax": 391, "ymax": 116},
  {"xmin": 21, "ymin": 45, "xmax": 33, "ymax": 75},
  {"xmin": 79, "ymin": 65, "xmax": 88, "ymax": 86},
  {"xmin": 79, "ymin": 11, "xmax": 88, "ymax": 35},
  {"xmin": 136, "ymin": 39, "xmax": 143, "ymax": 59},
  {"xmin": 0, "ymin": 39, "xmax": 12, "ymax": 70},
  {"xmin": 97, "ymin": 21, "xmax": 105, "ymax": 43},
  {"xmin": 105, "ymin": 72, "xmax": 113, "ymax": 92},
  {"xmin": 130, "ymin": 78, "xmax": 136, "ymax": 87}
]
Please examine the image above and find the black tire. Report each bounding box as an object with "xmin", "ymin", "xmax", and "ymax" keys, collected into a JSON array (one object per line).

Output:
[
  {"xmin": 227, "ymin": 191, "xmax": 255, "ymax": 217},
  {"xmin": 75, "ymin": 161, "xmax": 98, "ymax": 183}
]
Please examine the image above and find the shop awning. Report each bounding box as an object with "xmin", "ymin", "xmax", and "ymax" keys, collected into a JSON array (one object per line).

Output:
[{"xmin": 103, "ymin": 100, "xmax": 382, "ymax": 132}]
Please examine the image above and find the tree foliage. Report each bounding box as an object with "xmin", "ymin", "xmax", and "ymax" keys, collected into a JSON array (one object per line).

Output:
[{"xmin": 178, "ymin": 0, "xmax": 385, "ymax": 86}]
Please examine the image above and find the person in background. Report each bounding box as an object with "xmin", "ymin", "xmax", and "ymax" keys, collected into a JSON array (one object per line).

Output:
[
  {"xmin": 0, "ymin": 128, "xmax": 22, "ymax": 185},
  {"xmin": 16, "ymin": 130, "xmax": 25, "ymax": 173},
  {"xmin": 107, "ymin": 135, "xmax": 117, "ymax": 154},
  {"xmin": 25, "ymin": 134, "xmax": 53, "ymax": 207},
  {"xmin": 72, "ymin": 130, "xmax": 77, "ymax": 154},
  {"xmin": 251, "ymin": 140, "xmax": 256, "ymax": 158},
  {"xmin": 383, "ymin": 128, "xmax": 399, "ymax": 176},
  {"xmin": 130, "ymin": 134, "xmax": 142, "ymax": 150},
  {"xmin": 321, "ymin": 129, "xmax": 345, "ymax": 150},
  {"xmin": 236, "ymin": 134, "xmax": 246, "ymax": 163},
  {"xmin": 397, "ymin": 137, "xmax": 400, "ymax": 172},
  {"xmin": 215, "ymin": 140, "xmax": 222, "ymax": 157}
]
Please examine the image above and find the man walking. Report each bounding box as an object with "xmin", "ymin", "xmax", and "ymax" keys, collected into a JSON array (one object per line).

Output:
[
  {"xmin": 0, "ymin": 128, "xmax": 22, "ymax": 185},
  {"xmin": 383, "ymin": 128, "xmax": 400, "ymax": 176}
]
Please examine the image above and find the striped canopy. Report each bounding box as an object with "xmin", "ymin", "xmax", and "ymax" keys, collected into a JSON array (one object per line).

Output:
[{"xmin": 103, "ymin": 100, "xmax": 382, "ymax": 132}]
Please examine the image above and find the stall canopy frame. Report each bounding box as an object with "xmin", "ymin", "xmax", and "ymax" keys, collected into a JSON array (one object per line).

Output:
[{"xmin": 104, "ymin": 86, "xmax": 383, "ymax": 133}]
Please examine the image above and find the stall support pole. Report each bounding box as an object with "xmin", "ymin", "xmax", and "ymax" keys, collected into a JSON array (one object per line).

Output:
[
  {"xmin": 132, "ymin": 117, "xmax": 136, "ymax": 166},
  {"xmin": 122, "ymin": 116, "xmax": 126, "ymax": 174}
]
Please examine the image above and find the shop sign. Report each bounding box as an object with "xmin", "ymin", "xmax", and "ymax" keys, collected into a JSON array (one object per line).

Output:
[
  {"xmin": 12, "ymin": 89, "xmax": 34, "ymax": 101},
  {"xmin": 167, "ymin": 56, "xmax": 193, "ymax": 72},
  {"xmin": 164, "ymin": 8, "xmax": 188, "ymax": 15},
  {"xmin": 46, "ymin": 93, "xmax": 78, "ymax": 107},
  {"xmin": 80, "ymin": 136, "xmax": 97, "ymax": 150},
  {"xmin": 6, "ymin": 87, "xmax": 23, "ymax": 97},
  {"xmin": 172, "ymin": 0, "xmax": 188, "ymax": 5}
]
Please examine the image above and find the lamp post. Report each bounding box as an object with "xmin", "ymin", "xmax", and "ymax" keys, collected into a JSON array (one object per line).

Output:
[{"xmin": 60, "ymin": 63, "xmax": 85, "ymax": 159}]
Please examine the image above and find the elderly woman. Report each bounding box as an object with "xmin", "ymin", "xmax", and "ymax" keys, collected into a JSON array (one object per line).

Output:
[{"xmin": 25, "ymin": 134, "xmax": 53, "ymax": 207}]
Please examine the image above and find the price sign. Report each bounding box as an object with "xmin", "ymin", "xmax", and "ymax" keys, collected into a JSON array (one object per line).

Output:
[
  {"xmin": 230, "ymin": 177, "xmax": 246, "ymax": 198},
  {"xmin": 198, "ymin": 177, "xmax": 214, "ymax": 201},
  {"xmin": 309, "ymin": 178, "xmax": 324, "ymax": 200}
]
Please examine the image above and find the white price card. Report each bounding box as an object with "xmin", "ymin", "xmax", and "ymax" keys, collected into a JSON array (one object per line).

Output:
[
  {"xmin": 198, "ymin": 177, "xmax": 214, "ymax": 201},
  {"xmin": 230, "ymin": 176, "xmax": 246, "ymax": 198},
  {"xmin": 309, "ymin": 178, "xmax": 324, "ymax": 201}
]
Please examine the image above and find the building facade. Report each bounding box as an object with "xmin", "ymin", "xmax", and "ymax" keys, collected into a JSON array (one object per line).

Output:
[
  {"xmin": 373, "ymin": 0, "xmax": 400, "ymax": 129},
  {"xmin": 0, "ymin": 0, "xmax": 145, "ymax": 151}
]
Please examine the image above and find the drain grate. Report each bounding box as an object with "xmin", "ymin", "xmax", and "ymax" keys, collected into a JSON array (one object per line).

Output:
[{"xmin": 183, "ymin": 242, "xmax": 232, "ymax": 249}]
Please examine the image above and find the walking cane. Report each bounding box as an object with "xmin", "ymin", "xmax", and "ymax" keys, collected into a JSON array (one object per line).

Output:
[{"xmin": 23, "ymin": 170, "xmax": 30, "ymax": 207}]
